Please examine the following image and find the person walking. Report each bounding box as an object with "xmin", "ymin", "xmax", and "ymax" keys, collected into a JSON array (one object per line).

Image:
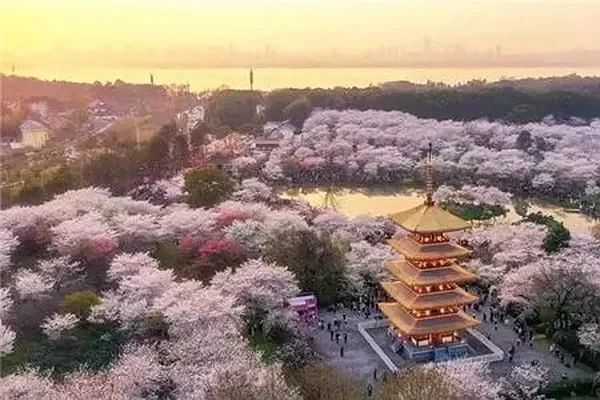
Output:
[
  {"xmin": 373, "ymin": 368, "xmax": 378, "ymax": 381},
  {"xmin": 343, "ymin": 332, "xmax": 348, "ymax": 344},
  {"xmin": 330, "ymin": 330, "xmax": 334, "ymax": 341},
  {"xmin": 335, "ymin": 332, "xmax": 340, "ymax": 344},
  {"xmin": 340, "ymin": 346, "xmax": 344, "ymax": 358},
  {"xmin": 367, "ymin": 384, "xmax": 373, "ymax": 398}
]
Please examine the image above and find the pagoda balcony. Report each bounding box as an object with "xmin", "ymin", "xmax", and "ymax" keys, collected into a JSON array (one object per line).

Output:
[
  {"xmin": 380, "ymin": 281, "xmax": 478, "ymax": 310},
  {"xmin": 388, "ymin": 236, "xmax": 472, "ymax": 261},
  {"xmin": 378, "ymin": 302, "xmax": 479, "ymax": 336},
  {"xmin": 385, "ymin": 260, "xmax": 477, "ymax": 286}
]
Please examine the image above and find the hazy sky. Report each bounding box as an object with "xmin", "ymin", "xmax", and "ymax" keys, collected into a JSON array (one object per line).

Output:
[{"xmin": 2, "ymin": 0, "xmax": 600, "ymax": 67}]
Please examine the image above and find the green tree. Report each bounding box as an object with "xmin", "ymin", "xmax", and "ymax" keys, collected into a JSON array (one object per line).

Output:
[
  {"xmin": 61, "ymin": 291, "xmax": 100, "ymax": 319},
  {"xmin": 157, "ymin": 119, "xmax": 178, "ymax": 142},
  {"xmin": 83, "ymin": 147, "xmax": 143, "ymax": 194},
  {"xmin": 145, "ymin": 135, "xmax": 171, "ymax": 179},
  {"xmin": 266, "ymin": 230, "xmax": 346, "ymax": 306},
  {"xmin": 190, "ymin": 122, "xmax": 210, "ymax": 148},
  {"xmin": 286, "ymin": 364, "xmax": 363, "ymax": 400},
  {"xmin": 43, "ymin": 165, "xmax": 76, "ymax": 196},
  {"xmin": 172, "ymin": 134, "xmax": 190, "ymax": 171},
  {"xmin": 523, "ymin": 212, "xmax": 571, "ymax": 253},
  {"xmin": 206, "ymin": 90, "xmax": 260, "ymax": 129},
  {"xmin": 283, "ymin": 97, "xmax": 312, "ymax": 128},
  {"xmin": 516, "ymin": 131, "xmax": 533, "ymax": 151},
  {"xmin": 184, "ymin": 166, "xmax": 235, "ymax": 208}
]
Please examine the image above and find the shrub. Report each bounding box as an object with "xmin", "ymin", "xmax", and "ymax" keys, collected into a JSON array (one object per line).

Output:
[{"xmin": 61, "ymin": 291, "xmax": 100, "ymax": 319}]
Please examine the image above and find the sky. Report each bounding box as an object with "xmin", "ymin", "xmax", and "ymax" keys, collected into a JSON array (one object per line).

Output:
[{"xmin": 1, "ymin": 0, "xmax": 600, "ymax": 68}]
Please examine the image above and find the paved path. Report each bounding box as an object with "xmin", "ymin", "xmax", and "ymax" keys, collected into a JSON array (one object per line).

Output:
[
  {"xmin": 311, "ymin": 309, "xmax": 387, "ymax": 382},
  {"xmin": 312, "ymin": 304, "xmax": 588, "ymax": 384},
  {"xmin": 473, "ymin": 304, "xmax": 585, "ymax": 381}
]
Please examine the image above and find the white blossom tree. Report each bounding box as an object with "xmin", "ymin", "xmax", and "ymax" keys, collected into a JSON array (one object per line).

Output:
[
  {"xmin": 41, "ymin": 313, "xmax": 80, "ymax": 340},
  {"xmin": 0, "ymin": 228, "xmax": 19, "ymax": 272},
  {"xmin": 15, "ymin": 270, "xmax": 55, "ymax": 300},
  {"xmin": 578, "ymin": 323, "xmax": 600, "ymax": 354},
  {"xmin": 0, "ymin": 287, "xmax": 13, "ymax": 319},
  {"xmin": 0, "ymin": 319, "xmax": 16, "ymax": 355}
]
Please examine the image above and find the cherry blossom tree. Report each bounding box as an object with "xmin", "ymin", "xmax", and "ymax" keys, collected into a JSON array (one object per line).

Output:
[
  {"xmin": 0, "ymin": 319, "xmax": 16, "ymax": 355},
  {"xmin": 41, "ymin": 312, "xmax": 80, "ymax": 340},
  {"xmin": 0, "ymin": 370, "xmax": 58, "ymax": 400},
  {"xmin": 211, "ymin": 258, "xmax": 299, "ymax": 332},
  {"xmin": 433, "ymin": 360, "xmax": 502, "ymax": 400},
  {"xmin": 578, "ymin": 323, "xmax": 600, "ymax": 354},
  {"xmin": 0, "ymin": 228, "xmax": 18, "ymax": 272},
  {"xmin": 14, "ymin": 270, "xmax": 55, "ymax": 300},
  {"xmin": 232, "ymin": 178, "xmax": 273, "ymax": 202},
  {"xmin": 500, "ymin": 252, "xmax": 600, "ymax": 328},
  {"xmin": 51, "ymin": 212, "xmax": 118, "ymax": 257},
  {"xmin": 157, "ymin": 206, "xmax": 216, "ymax": 239},
  {"xmin": 36, "ymin": 257, "xmax": 82, "ymax": 290},
  {"xmin": 346, "ymin": 241, "xmax": 394, "ymax": 292},
  {"xmin": 224, "ymin": 219, "xmax": 272, "ymax": 255},
  {"xmin": 0, "ymin": 287, "xmax": 13, "ymax": 319},
  {"xmin": 503, "ymin": 363, "xmax": 549, "ymax": 400}
]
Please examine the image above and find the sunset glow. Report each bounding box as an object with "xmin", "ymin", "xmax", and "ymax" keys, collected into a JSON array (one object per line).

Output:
[{"xmin": 2, "ymin": 0, "xmax": 600, "ymax": 70}]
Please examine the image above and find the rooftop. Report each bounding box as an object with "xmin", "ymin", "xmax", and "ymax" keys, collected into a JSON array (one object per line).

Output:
[
  {"xmin": 388, "ymin": 236, "xmax": 471, "ymax": 261},
  {"xmin": 380, "ymin": 281, "xmax": 478, "ymax": 310},
  {"xmin": 390, "ymin": 202, "xmax": 471, "ymax": 234},
  {"xmin": 385, "ymin": 260, "xmax": 477, "ymax": 286},
  {"xmin": 378, "ymin": 302, "xmax": 480, "ymax": 335}
]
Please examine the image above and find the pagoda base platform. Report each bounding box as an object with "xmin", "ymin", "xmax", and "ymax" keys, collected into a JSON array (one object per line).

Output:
[{"xmin": 398, "ymin": 340, "xmax": 471, "ymax": 362}]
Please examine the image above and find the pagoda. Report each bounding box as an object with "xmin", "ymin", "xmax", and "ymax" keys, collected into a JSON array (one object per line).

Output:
[{"xmin": 378, "ymin": 144, "xmax": 479, "ymax": 362}]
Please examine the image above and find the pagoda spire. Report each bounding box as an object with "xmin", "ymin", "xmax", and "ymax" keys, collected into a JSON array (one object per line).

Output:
[{"xmin": 425, "ymin": 142, "xmax": 434, "ymax": 205}]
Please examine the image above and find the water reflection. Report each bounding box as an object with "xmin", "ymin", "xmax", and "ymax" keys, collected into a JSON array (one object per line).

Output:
[{"xmin": 284, "ymin": 187, "xmax": 595, "ymax": 234}]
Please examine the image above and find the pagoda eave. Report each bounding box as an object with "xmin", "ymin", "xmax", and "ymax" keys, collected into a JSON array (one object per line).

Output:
[
  {"xmin": 388, "ymin": 237, "xmax": 472, "ymax": 261},
  {"xmin": 378, "ymin": 302, "xmax": 480, "ymax": 336},
  {"xmin": 380, "ymin": 281, "xmax": 478, "ymax": 310},
  {"xmin": 389, "ymin": 203, "xmax": 472, "ymax": 234},
  {"xmin": 385, "ymin": 260, "xmax": 477, "ymax": 286}
]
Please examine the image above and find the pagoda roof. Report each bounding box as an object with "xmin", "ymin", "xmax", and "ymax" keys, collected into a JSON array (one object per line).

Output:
[
  {"xmin": 388, "ymin": 237, "xmax": 471, "ymax": 261},
  {"xmin": 385, "ymin": 260, "xmax": 477, "ymax": 286},
  {"xmin": 380, "ymin": 281, "xmax": 478, "ymax": 310},
  {"xmin": 378, "ymin": 302, "xmax": 479, "ymax": 336},
  {"xmin": 390, "ymin": 203, "xmax": 471, "ymax": 234}
]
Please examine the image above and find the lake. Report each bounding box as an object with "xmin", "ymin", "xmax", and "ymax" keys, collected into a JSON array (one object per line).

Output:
[
  {"xmin": 284, "ymin": 187, "xmax": 595, "ymax": 234},
  {"xmin": 7, "ymin": 66, "xmax": 600, "ymax": 91}
]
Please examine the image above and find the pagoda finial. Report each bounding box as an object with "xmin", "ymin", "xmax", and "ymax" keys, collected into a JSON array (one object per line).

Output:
[{"xmin": 425, "ymin": 142, "xmax": 434, "ymax": 205}]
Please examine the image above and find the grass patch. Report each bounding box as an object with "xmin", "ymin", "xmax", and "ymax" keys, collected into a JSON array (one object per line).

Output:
[{"xmin": 0, "ymin": 323, "xmax": 126, "ymax": 378}]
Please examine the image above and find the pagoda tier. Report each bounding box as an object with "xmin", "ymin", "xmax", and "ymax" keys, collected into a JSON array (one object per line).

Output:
[
  {"xmin": 380, "ymin": 281, "xmax": 478, "ymax": 311},
  {"xmin": 378, "ymin": 302, "xmax": 479, "ymax": 336},
  {"xmin": 385, "ymin": 260, "xmax": 477, "ymax": 286},
  {"xmin": 388, "ymin": 236, "xmax": 471, "ymax": 261}
]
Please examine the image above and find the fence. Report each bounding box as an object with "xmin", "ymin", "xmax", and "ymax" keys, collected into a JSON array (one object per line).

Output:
[
  {"xmin": 357, "ymin": 321, "xmax": 504, "ymax": 372},
  {"xmin": 357, "ymin": 320, "xmax": 399, "ymax": 373}
]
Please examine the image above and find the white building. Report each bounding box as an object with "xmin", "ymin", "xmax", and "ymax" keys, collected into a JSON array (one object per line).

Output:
[{"xmin": 20, "ymin": 120, "xmax": 49, "ymax": 149}]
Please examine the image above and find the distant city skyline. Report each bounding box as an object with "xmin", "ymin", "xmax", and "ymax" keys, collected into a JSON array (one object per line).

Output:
[{"xmin": 2, "ymin": 0, "xmax": 600, "ymax": 70}]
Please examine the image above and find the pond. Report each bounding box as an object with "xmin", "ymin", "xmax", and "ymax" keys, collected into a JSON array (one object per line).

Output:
[{"xmin": 283, "ymin": 187, "xmax": 595, "ymax": 234}]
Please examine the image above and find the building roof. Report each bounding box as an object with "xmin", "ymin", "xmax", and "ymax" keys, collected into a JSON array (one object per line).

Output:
[
  {"xmin": 385, "ymin": 260, "xmax": 477, "ymax": 286},
  {"xmin": 388, "ymin": 237, "xmax": 471, "ymax": 261},
  {"xmin": 19, "ymin": 120, "xmax": 49, "ymax": 132},
  {"xmin": 390, "ymin": 203, "xmax": 471, "ymax": 233},
  {"xmin": 378, "ymin": 302, "xmax": 479, "ymax": 336},
  {"xmin": 380, "ymin": 281, "xmax": 478, "ymax": 310}
]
